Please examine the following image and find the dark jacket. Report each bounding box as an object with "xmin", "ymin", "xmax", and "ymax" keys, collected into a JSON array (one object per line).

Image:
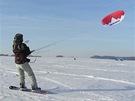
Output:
[{"xmin": 13, "ymin": 43, "xmax": 31, "ymax": 64}]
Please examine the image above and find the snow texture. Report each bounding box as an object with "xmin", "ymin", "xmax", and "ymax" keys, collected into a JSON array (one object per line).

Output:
[{"xmin": 0, "ymin": 57, "xmax": 135, "ymax": 101}]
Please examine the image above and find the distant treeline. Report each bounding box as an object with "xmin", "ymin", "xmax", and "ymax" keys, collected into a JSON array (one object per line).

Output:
[
  {"xmin": 0, "ymin": 54, "xmax": 41, "ymax": 57},
  {"xmin": 91, "ymin": 55, "xmax": 135, "ymax": 61},
  {"xmin": 0, "ymin": 54, "xmax": 8, "ymax": 56},
  {"xmin": 56, "ymin": 55, "xmax": 64, "ymax": 57}
]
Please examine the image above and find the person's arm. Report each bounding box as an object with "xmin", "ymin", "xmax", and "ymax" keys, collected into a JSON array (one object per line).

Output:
[{"xmin": 21, "ymin": 43, "xmax": 31, "ymax": 56}]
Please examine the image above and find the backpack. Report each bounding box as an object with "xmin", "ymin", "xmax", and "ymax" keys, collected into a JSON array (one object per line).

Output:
[{"xmin": 13, "ymin": 43, "xmax": 31, "ymax": 64}]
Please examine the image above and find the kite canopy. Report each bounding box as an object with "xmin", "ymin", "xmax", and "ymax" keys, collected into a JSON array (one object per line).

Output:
[{"xmin": 102, "ymin": 10, "xmax": 125, "ymax": 26}]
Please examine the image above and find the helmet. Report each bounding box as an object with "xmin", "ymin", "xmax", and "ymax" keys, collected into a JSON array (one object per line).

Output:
[{"xmin": 13, "ymin": 33, "xmax": 23, "ymax": 44}]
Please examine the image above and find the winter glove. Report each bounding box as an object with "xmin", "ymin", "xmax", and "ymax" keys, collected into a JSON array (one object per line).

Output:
[{"xmin": 26, "ymin": 58, "xmax": 30, "ymax": 62}]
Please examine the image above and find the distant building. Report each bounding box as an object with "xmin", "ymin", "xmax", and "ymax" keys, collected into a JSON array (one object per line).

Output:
[{"xmin": 73, "ymin": 58, "xmax": 76, "ymax": 60}]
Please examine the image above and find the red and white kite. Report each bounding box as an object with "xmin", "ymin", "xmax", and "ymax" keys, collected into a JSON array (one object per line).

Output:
[{"xmin": 102, "ymin": 10, "xmax": 125, "ymax": 26}]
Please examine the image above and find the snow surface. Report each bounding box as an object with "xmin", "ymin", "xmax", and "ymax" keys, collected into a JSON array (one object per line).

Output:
[{"xmin": 0, "ymin": 56, "xmax": 135, "ymax": 101}]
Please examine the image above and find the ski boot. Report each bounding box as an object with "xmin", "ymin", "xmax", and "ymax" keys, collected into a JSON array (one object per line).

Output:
[
  {"xmin": 31, "ymin": 86, "xmax": 41, "ymax": 92},
  {"xmin": 20, "ymin": 83, "xmax": 27, "ymax": 91}
]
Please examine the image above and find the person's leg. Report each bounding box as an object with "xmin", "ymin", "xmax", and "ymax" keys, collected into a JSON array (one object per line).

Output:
[
  {"xmin": 21, "ymin": 62, "xmax": 38, "ymax": 89},
  {"xmin": 17, "ymin": 64, "xmax": 25, "ymax": 86},
  {"xmin": 16, "ymin": 64, "xmax": 27, "ymax": 90}
]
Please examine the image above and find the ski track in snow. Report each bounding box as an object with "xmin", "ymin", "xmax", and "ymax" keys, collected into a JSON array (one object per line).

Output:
[
  {"xmin": 48, "ymin": 71, "xmax": 135, "ymax": 86},
  {"xmin": 1, "ymin": 70, "xmax": 116, "ymax": 101},
  {"xmin": 3, "ymin": 68, "xmax": 135, "ymax": 86},
  {"xmin": 0, "ymin": 57, "xmax": 135, "ymax": 101}
]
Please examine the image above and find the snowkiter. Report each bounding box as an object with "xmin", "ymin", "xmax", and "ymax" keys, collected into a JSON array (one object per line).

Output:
[{"xmin": 12, "ymin": 33, "xmax": 41, "ymax": 91}]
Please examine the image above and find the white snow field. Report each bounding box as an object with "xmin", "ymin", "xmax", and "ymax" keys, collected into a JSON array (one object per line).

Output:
[{"xmin": 0, "ymin": 56, "xmax": 135, "ymax": 101}]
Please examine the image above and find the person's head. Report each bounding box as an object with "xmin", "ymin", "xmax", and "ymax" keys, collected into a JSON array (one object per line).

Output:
[{"xmin": 13, "ymin": 33, "xmax": 23, "ymax": 45}]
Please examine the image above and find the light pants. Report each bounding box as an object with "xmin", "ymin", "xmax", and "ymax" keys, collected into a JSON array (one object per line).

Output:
[{"xmin": 16, "ymin": 62, "xmax": 38, "ymax": 88}]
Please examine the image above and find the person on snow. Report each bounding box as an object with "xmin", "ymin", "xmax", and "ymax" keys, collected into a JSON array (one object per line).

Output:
[{"xmin": 12, "ymin": 33, "xmax": 41, "ymax": 91}]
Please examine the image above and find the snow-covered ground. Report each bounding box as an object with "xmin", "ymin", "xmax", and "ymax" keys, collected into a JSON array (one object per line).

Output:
[{"xmin": 0, "ymin": 56, "xmax": 135, "ymax": 101}]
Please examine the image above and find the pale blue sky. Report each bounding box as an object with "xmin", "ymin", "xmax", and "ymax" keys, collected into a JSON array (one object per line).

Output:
[{"xmin": 0, "ymin": 0, "xmax": 135, "ymax": 57}]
